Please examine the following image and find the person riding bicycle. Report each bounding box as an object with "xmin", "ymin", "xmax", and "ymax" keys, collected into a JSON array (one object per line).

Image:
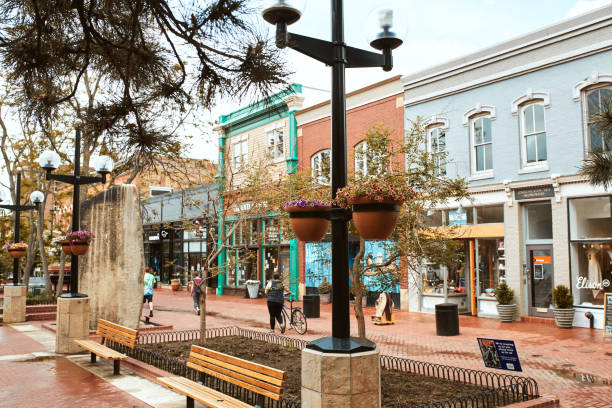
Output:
[{"xmin": 265, "ymin": 273, "xmax": 286, "ymax": 334}]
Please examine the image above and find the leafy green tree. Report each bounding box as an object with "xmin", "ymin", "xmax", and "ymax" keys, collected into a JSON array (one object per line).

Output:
[{"xmin": 580, "ymin": 99, "xmax": 612, "ymax": 189}]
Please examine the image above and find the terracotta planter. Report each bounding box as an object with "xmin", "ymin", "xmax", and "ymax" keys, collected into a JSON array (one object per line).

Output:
[
  {"xmin": 320, "ymin": 293, "xmax": 331, "ymax": 304},
  {"xmin": 7, "ymin": 248, "xmax": 26, "ymax": 259},
  {"xmin": 60, "ymin": 242, "xmax": 73, "ymax": 256},
  {"xmin": 350, "ymin": 198, "xmax": 402, "ymax": 240},
  {"xmin": 496, "ymin": 303, "xmax": 516, "ymax": 323},
  {"xmin": 285, "ymin": 205, "xmax": 331, "ymax": 242},
  {"xmin": 553, "ymin": 308, "xmax": 575, "ymax": 329},
  {"xmin": 171, "ymin": 279, "xmax": 180, "ymax": 291},
  {"xmin": 70, "ymin": 242, "xmax": 90, "ymax": 256}
]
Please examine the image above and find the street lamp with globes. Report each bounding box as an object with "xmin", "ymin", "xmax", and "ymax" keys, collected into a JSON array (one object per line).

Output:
[
  {"xmin": 0, "ymin": 169, "xmax": 44, "ymax": 286},
  {"xmin": 37, "ymin": 127, "xmax": 114, "ymax": 298},
  {"xmin": 262, "ymin": 0, "xmax": 403, "ymax": 353}
]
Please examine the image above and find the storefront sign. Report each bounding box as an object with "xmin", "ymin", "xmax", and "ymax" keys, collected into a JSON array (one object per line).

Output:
[
  {"xmin": 576, "ymin": 276, "xmax": 609, "ymax": 290},
  {"xmin": 159, "ymin": 228, "xmax": 170, "ymax": 240},
  {"xmin": 532, "ymin": 256, "xmax": 551, "ymax": 265},
  {"xmin": 604, "ymin": 293, "xmax": 612, "ymax": 336},
  {"xmin": 514, "ymin": 186, "xmax": 554, "ymax": 201},
  {"xmin": 477, "ymin": 338, "xmax": 522, "ymax": 372},
  {"xmin": 448, "ymin": 209, "xmax": 467, "ymax": 226}
]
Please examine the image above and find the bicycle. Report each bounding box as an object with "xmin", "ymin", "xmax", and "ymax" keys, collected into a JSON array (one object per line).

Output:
[{"xmin": 279, "ymin": 294, "xmax": 307, "ymax": 335}]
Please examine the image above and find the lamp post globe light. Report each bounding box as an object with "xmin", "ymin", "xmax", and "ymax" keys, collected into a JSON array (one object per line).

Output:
[
  {"xmin": 262, "ymin": 0, "xmax": 402, "ymax": 353},
  {"xmin": 37, "ymin": 127, "xmax": 114, "ymax": 298},
  {"xmin": 0, "ymin": 168, "xmax": 44, "ymax": 286}
]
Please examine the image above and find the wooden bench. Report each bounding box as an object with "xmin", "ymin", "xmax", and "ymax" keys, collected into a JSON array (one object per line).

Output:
[
  {"xmin": 73, "ymin": 318, "xmax": 139, "ymax": 375},
  {"xmin": 158, "ymin": 344, "xmax": 286, "ymax": 408}
]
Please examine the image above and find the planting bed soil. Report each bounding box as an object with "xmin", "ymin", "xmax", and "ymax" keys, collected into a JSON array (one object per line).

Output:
[{"xmin": 141, "ymin": 336, "xmax": 489, "ymax": 406}]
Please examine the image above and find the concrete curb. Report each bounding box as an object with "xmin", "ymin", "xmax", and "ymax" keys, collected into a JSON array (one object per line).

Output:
[{"xmin": 506, "ymin": 394, "xmax": 559, "ymax": 407}]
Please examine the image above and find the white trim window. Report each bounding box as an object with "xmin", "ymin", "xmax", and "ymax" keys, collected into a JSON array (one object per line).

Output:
[
  {"xmin": 311, "ymin": 149, "xmax": 331, "ymax": 185},
  {"xmin": 520, "ymin": 103, "xmax": 547, "ymax": 166},
  {"xmin": 354, "ymin": 140, "xmax": 387, "ymax": 178},
  {"xmin": 233, "ymin": 137, "xmax": 248, "ymax": 170},
  {"xmin": 470, "ymin": 116, "xmax": 493, "ymax": 174},
  {"xmin": 585, "ymin": 86, "xmax": 612, "ymax": 152},
  {"xmin": 266, "ymin": 127, "xmax": 284, "ymax": 160},
  {"xmin": 354, "ymin": 141, "xmax": 368, "ymax": 178},
  {"xmin": 427, "ymin": 126, "xmax": 446, "ymax": 176}
]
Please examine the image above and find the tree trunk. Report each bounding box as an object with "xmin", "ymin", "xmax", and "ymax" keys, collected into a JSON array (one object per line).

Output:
[
  {"xmin": 23, "ymin": 211, "xmax": 38, "ymax": 290},
  {"xmin": 35, "ymin": 207, "xmax": 50, "ymax": 292},
  {"xmin": 199, "ymin": 285, "xmax": 206, "ymax": 345},
  {"xmin": 56, "ymin": 251, "xmax": 66, "ymax": 298},
  {"xmin": 351, "ymin": 238, "xmax": 367, "ymax": 338}
]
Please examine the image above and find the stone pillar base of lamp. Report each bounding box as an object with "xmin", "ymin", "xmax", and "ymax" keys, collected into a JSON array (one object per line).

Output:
[
  {"xmin": 302, "ymin": 346, "xmax": 381, "ymax": 407},
  {"xmin": 3, "ymin": 285, "xmax": 26, "ymax": 323},
  {"xmin": 56, "ymin": 297, "xmax": 90, "ymax": 354}
]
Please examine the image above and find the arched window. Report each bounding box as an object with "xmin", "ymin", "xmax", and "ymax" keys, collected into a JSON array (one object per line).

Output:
[
  {"xmin": 311, "ymin": 150, "xmax": 331, "ymax": 185},
  {"xmin": 354, "ymin": 141, "xmax": 367, "ymax": 178},
  {"xmin": 427, "ymin": 126, "xmax": 446, "ymax": 176},
  {"xmin": 585, "ymin": 86, "xmax": 612, "ymax": 152},
  {"xmin": 520, "ymin": 102, "xmax": 547, "ymax": 166},
  {"xmin": 354, "ymin": 140, "xmax": 386, "ymax": 178}
]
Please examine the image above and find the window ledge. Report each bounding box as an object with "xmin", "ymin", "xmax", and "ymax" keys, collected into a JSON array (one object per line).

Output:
[
  {"xmin": 518, "ymin": 163, "xmax": 549, "ymax": 174},
  {"xmin": 468, "ymin": 171, "xmax": 494, "ymax": 181}
]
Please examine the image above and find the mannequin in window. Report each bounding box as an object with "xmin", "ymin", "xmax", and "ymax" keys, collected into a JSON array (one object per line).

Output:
[{"xmin": 587, "ymin": 247, "xmax": 602, "ymax": 299}]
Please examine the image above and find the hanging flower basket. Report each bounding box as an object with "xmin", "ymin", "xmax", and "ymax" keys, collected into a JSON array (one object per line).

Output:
[
  {"xmin": 283, "ymin": 199, "xmax": 331, "ymax": 242},
  {"xmin": 335, "ymin": 180, "xmax": 415, "ymax": 241},
  {"xmin": 70, "ymin": 242, "xmax": 90, "ymax": 256},
  {"xmin": 349, "ymin": 198, "xmax": 402, "ymax": 240},
  {"xmin": 64, "ymin": 230, "xmax": 95, "ymax": 256},
  {"xmin": 4, "ymin": 242, "xmax": 27, "ymax": 259}
]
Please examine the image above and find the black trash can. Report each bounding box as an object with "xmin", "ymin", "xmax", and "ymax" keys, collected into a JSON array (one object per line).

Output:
[
  {"xmin": 435, "ymin": 303, "xmax": 459, "ymax": 336},
  {"xmin": 302, "ymin": 294, "xmax": 320, "ymax": 318}
]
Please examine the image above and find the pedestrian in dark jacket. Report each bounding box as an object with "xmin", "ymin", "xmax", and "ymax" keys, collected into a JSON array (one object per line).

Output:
[{"xmin": 265, "ymin": 273, "xmax": 286, "ymax": 333}]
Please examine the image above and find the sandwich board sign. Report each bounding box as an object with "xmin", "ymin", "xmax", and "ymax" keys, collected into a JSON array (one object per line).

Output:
[{"xmin": 477, "ymin": 338, "xmax": 522, "ymax": 372}]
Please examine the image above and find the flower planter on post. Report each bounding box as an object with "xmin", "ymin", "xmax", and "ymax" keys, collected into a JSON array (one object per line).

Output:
[
  {"xmin": 70, "ymin": 243, "xmax": 90, "ymax": 256},
  {"xmin": 283, "ymin": 199, "xmax": 331, "ymax": 242},
  {"xmin": 60, "ymin": 241, "xmax": 73, "ymax": 256},
  {"xmin": 350, "ymin": 199, "xmax": 402, "ymax": 240},
  {"xmin": 7, "ymin": 248, "xmax": 26, "ymax": 259}
]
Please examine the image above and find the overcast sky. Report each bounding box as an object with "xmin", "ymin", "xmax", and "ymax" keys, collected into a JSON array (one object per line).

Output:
[
  {"xmin": 200, "ymin": 0, "xmax": 612, "ymax": 156},
  {"xmin": 1, "ymin": 0, "xmax": 611, "ymax": 198}
]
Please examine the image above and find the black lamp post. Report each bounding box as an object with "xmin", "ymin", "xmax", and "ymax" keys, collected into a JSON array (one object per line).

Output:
[
  {"xmin": 262, "ymin": 0, "xmax": 402, "ymax": 353},
  {"xmin": 0, "ymin": 170, "xmax": 44, "ymax": 286},
  {"xmin": 37, "ymin": 127, "xmax": 114, "ymax": 298}
]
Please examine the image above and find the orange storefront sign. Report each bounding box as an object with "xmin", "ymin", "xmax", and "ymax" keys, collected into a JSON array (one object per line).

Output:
[{"xmin": 532, "ymin": 256, "xmax": 551, "ymax": 265}]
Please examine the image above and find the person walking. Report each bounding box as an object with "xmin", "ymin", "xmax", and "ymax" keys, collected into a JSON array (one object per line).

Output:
[
  {"xmin": 265, "ymin": 273, "xmax": 285, "ymax": 334},
  {"xmin": 143, "ymin": 267, "xmax": 155, "ymax": 318},
  {"xmin": 192, "ymin": 273, "xmax": 202, "ymax": 315}
]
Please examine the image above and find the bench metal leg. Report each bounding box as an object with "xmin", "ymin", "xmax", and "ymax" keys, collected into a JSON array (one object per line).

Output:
[
  {"xmin": 113, "ymin": 360, "xmax": 120, "ymax": 375},
  {"xmin": 186, "ymin": 396, "xmax": 194, "ymax": 408},
  {"xmin": 90, "ymin": 353, "xmax": 97, "ymax": 363}
]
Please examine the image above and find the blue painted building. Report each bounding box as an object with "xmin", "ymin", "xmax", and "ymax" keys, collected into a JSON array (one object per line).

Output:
[{"xmin": 402, "ymin": 6, "xmax": 612, "ymax": 329}]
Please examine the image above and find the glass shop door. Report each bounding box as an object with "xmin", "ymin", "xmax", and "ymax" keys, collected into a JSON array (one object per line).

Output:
[{"xmin": 527, "ymin": 245, "xmax": 554, "ymax": 317}]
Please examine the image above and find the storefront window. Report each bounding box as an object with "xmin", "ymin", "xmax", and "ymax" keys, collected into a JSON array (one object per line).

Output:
[
  {"xmin": 422, "ymin": 242, "xmax": 467, "ymax": 295},
  {"xmin": 250, "ymin": 219, "xmax": 259, "ymax": 245},
  {"xmin": 423, "ymin": 263, "xmax": 444, "ymax": 294},
  {"xmin": 264, "ymin": 218, "xmax": 280, "ymax": 244},
  {"xmin": 424, "ymin": 210, "xmax": 444, "ymax": 227},
  {"xmin": 526, "ymin": 202, "xmax": 552, "ymax": 240},
  {"xmin": 226, "ymin": 250, "xmax": 236, "ymax": 286},
  {"xmin": 478, "ymin": 239, "xmax": 502, "ymax": 296},
  {"xmin": 569, "ymin": 196, "xmax": 612, "ymax": 306},
  {"xmin": 263, "ymin": 247, "xmax": 279, "ymax": 283},
  {"xmin": 477, "ymin": 205, "xmax": 504, "ymax": 224}
]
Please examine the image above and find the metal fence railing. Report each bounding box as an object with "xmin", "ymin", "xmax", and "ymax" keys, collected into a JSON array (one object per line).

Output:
[{"xmin": 114, "ymin": 326, "xmax": 539, "ymax": 408}]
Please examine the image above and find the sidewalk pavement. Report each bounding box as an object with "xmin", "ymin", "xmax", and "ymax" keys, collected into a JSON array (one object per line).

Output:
[
  {"xmin": 0, "ymin": 323, "xmax": 196, "ymax": 408},
  {"xmin": 148, "ymin": 288, "xmax": 612, "ymax": 408}
]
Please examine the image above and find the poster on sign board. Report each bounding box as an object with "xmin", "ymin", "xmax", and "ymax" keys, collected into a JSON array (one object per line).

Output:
[{"xmin": 477, "ymin": 338, "xmax": 522, "ymax": 372}]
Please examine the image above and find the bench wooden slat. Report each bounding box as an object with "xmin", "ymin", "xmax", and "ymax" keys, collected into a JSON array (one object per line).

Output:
[
  {"xmin": 190, "ymin": 345, "xmax": 285, "ymax": 380},
  {"xmin": 188, "ymin": 353, "xmax": 284, "ymax": 391},
  {"xmin": 186, "ymin": 361, "xmax": 282, "ymax": 401},
  {"xmin": 98, "ymin": 319, "xmax": 138, "ymax": 337},
  {"xmin": 74, "ymin": 340, "xmax": 128, "ymax": 360},
  {"xmin": 97, "ymin": 323, "xmax": 138, "ymax": 340},
  {"xmin": 97, "ymin": 327, "xmax": 137, "ymax": 349},
  {"xmin": 158, "ymin": 376, "xmax": 250, "ymax": 408}
]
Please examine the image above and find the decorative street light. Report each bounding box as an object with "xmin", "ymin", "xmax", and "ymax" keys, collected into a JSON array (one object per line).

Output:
[
  {"xmin": 262, "ymin": 0, "xmax": 402, "ymax": 353},
  {"xmin": 37, "ymin": 127, "xmax": 114, "ymax": 298},
  {"xmin": 0, "ymin": 169, "xmax": 44, "ymax": 286}
]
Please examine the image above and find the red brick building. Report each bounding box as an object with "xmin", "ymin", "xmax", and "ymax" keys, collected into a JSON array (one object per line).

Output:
[{"xmin": 294, "ymin": 75, "xmax": 410, "ymax": 308}]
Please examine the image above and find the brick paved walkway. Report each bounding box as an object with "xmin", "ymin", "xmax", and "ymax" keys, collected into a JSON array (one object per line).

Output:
[
  {"xmin": 147, "ymin": 288, "xmax": 612, "ymax": 408},
  {"xmin": 0, "ymin": 324, "xmax": 151, "ymax": 408}
]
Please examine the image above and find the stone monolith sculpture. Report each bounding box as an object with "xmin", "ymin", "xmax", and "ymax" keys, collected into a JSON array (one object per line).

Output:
[{"xmin": 79, "ymin": 184, "xmax": 144, "ymax": 329}]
